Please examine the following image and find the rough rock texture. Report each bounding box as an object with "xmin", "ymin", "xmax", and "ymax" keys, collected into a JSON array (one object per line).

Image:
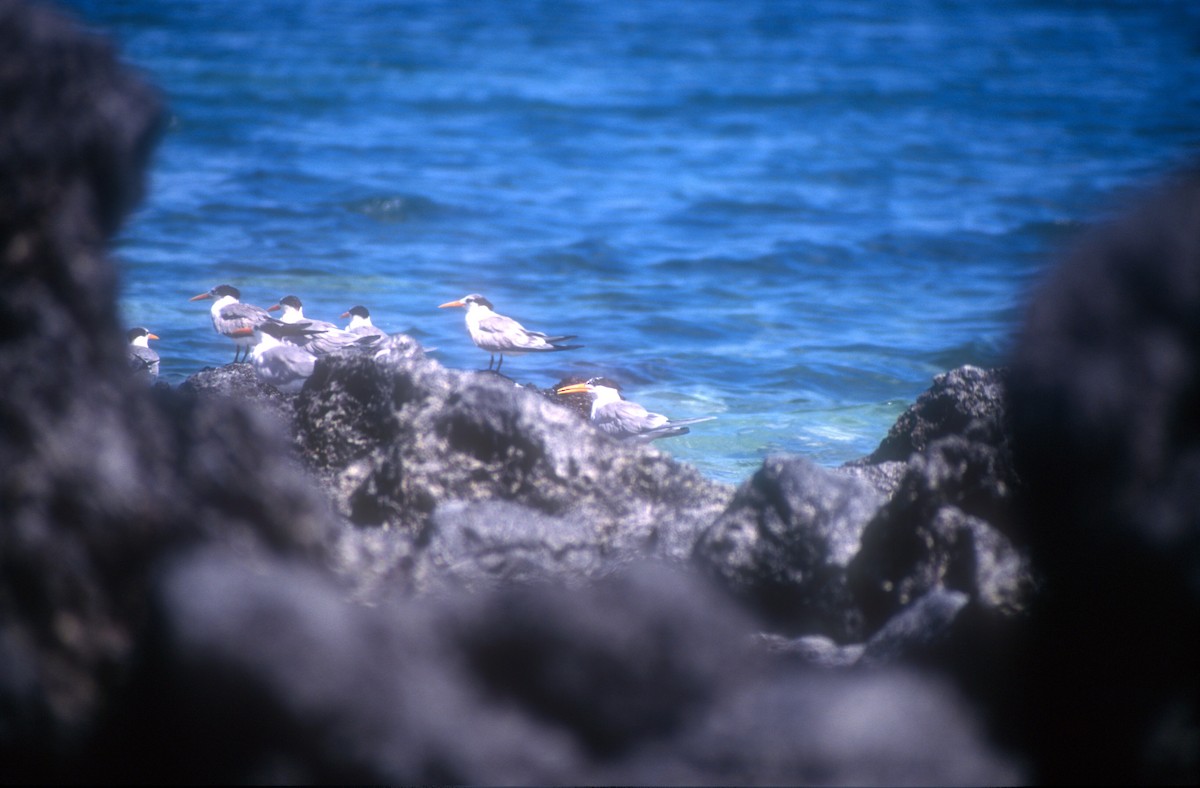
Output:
[
  {"xmin": 291, "ymin": 349, "xmax": 735, "ymax": 595},
  {"xmin": 178, "ymin": 361, "xmax": 296, "ymax": 427},
  {"xmin": 848, "ymin": 459, "xmax": 1033, "ymax": 635},
  {"xmin": 864, "ymin": 365, "xmax": 1011, "ymax": 464},
  {"xmin": 1009, "ymin": 169, "xmax": 1200, "ymax": 784},
  {"xmin": 6, "ymin": 0, "xmax": 1198, "ymax": 784},
  {"xmin": 692, "ymin": 455, "xmax": 883, "ymax": 640}
]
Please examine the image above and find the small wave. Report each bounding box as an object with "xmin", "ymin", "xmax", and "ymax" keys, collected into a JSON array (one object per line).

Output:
[{"xmin": 344, "ymin": 194, "xmax": 452, "ymax": 223}]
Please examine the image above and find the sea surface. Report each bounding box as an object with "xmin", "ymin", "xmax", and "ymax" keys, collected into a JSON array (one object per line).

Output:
[{"xmin": 65, "ymin": 0, "xmax": 1200, "ymax": 483}]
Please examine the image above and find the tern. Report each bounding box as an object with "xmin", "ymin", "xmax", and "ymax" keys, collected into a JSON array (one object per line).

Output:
[
  {"xmin": 341, "ymin": 305, "xmax": 387, "ymax": 341},
  {"xmin": 268, "ymin": 295, "xmax": 380, "ymax": 355},
  {"xmin": 126, "ymin": 326, "xmax": 160, "ymax": 381},
  {"xmin": 189, "ymin": 284, "xmax": 272, "ymax": 363},
  {"xmin": 250, "ymin": 320, "xmax": 324, "ymax": 394},
  {"xmin": 555, "ymin": 377, "xmax": 715, "ymax": 442},
  {"xmin": 438, "ymin": 293, "xmax": 581, "ymax": 371}
]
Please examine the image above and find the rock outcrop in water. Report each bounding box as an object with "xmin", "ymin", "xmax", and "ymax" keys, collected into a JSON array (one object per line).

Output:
[{"xmin": 2, "ymin": 1, "xmax": 1197, "ymax": 783}]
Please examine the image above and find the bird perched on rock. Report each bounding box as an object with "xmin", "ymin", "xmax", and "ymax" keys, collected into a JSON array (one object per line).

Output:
[
  {"xmin": 269, "ymin": 295, "xmax": 380, "ymax": 355},
  {"xmin": 189, "ymin": 284, "xmax": 271, "ymax": 363},
  {"xmin": 341, "ymin": 305, "xmax": 387, "ymax": 341},
  {"xmin": 438, "ymin": 293, "xmax": 581, "ymax": 372},
  {"xmin": 555, "ymin": 377, "xmax": 715, "ymax": 442},
  {"xmin": 250, "ymin": 319, "xmax": 324, "ymax": 394},
  {"xmin": 126, "ymin": 326, "xmax": 159, "ymax": 381}
]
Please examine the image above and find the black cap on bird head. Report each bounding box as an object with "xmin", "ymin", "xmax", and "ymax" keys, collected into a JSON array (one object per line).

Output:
[{"xmin": 587, "ymin": 377, "xmax": 623, "ymax": 393}]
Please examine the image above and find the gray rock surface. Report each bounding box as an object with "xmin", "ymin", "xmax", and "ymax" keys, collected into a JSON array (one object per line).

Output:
[
  {"xmin": 693, "ymin": 455, "xmax": 884, "ymax": 640},
  {"xmin": 290, "ymin": 350, "xmax": 734, "ymax": 595}
]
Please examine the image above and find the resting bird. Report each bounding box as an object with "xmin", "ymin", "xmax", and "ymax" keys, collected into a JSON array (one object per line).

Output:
[
  {"xmin": 555, "ymin": 377, "xmax": 715, "ymax": 442},
  {"xmin": 340, "ymin": 305, "xmax": 387, "ymax": 341},
  {"xmin": 250, "ymin": 319, "xmax": 324, "ymax": 394},
  {"xmin": 189, "ymin": 284, "xmax": 271, "ymax": 363},
  {"xmin": 268, "ymin": 294, "xmax": 380, "ymax": 355},
  {"xmin": 438, "ymin": 293, "xmax": 581, "ymax": 372},
  {"xmin": 126, "ymin": 326, "xmax": 160, "ymax": 381}
]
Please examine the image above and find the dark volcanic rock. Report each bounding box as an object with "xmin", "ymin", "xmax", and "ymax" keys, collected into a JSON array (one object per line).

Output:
[
  {"xmin": 422, "ymin": 500, "xmax": 609, "ymax": 591},
  {"xmin": 857, "ymin": 588, "xmax": 970, "ymax": 667},
  {"xmin": 0, "ymin": 3, "xmax": 332, "ymax": 779},
  {"xmin": 1009, "ymin": 168, "xmax": 1200, "ymax": 783},
  {"xmin": 848, "ymin": 479, "xmax": 1033, "ymax": 635},
  {"xmin": 837, "ymin": 362, "xmax": 1032, "ymax": 639},
  {"xmin": 614, "ymin": 666, "xmax": 1022, "ymax": 787},
  {"xmin": 292, "ymin": 350, "xmax": 735, "ymax": 594},
  {"xmin": 85, "ymin": 552, "xmax": 1021, "ymax": 785},
  {"xmin": 836, "ymin": 370, "xmax": 1034, "ymax": 746},
  {"xmin": 693, "ymin": 455, "xmax": 884, "ymax": 641},
  {"xmin": 293, "ymin": 335, "xmax": 426, "ymax": 473},
  {"xmin": 863, "ymin": 365, "xmax": 1011, "ymax": 464},
  {"xmin": 86, "ymin": 547, "xmax": 582, "ymax": 784},
  {"xmin": 179, "ymin": 361, "xmax": 296, "ymax": 425},
  {"xmin": 444, "ymin": 562, "xmax": 755, "ymax": 761}
]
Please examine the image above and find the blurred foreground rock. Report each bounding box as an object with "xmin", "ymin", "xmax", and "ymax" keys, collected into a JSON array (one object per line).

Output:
[
  {"xmin": 4, "ymin": 1, "xmax": 1198, "ymax": 783},
  {"xmin": 1009, "ymin": 169, "xmax": 1200, "ymax": 784}
]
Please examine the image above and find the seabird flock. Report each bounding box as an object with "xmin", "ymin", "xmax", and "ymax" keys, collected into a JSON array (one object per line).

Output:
[{"xmin": 126, "ymin": 285, "xmax": 714, "ymax": 442}]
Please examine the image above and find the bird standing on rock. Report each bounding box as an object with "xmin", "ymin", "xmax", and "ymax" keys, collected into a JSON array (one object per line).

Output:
[
  {"xmin": 555, "ymin": 377, "xmax": 715, "ymax": 442},
  {"xmin": 438, "ymin": 293, "xmax": 581, "ymax": 372},
  {"xmin": 189, "ymin": 284, "xmax": 272, "ymax": 363},
  {"xmin": 126, "ymin": 326, "xmax": 160, "ymax": 381}
]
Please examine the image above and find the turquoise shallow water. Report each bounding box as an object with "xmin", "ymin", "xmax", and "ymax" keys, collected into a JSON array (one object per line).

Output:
[{"xmin": 65, "ymin": 0, "xmax": 1200, "ymax": 483}]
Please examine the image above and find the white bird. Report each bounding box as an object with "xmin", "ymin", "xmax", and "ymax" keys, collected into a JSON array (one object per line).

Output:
[
  {"xmin": 340, "ymin": 305, "xmax": 387, "ymax": 341},
  {"xmin": 555, "ymin": 377, "xmax": 715, "ymax": 442},
  {"xmin": 250, "ymin": 320, "xmax": 323, "ymax": 394},
  {"xmin": 438, "ymin": 293, "xmax": 581, "ymax": 372},
  {"xmin": 126, "ymin": 326, "xmax": 160, "ymax": 381},
  {"xmin": 268, "ymin": 294, "xmax": 380, "ymax": 355},
  {"xmin": 189, "ymin": 284, "xmax": 272, "ymax": 363}
]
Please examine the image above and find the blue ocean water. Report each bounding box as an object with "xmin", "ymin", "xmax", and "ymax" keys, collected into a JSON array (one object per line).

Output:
[{"xmin": 65, "ymin": 0, "xmax": 1200, "ymax": 483}]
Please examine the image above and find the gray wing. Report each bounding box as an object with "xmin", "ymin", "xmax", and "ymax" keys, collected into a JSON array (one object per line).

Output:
[
  {"xmin": 594, "ymin": 400, "xmax": 670, "ymax": 439},
  {"xmin": 596, "ymin": 403, "xmax": 715, "ymax": 442},
  {"xmin": 128, "ymin": 346, "xmax": 159, "ymax": 380},
  {"xmin": 217, "ymin": 302, "xmax": 270, "ymax": 334},
  {"xmin": 291, "ymin": 326, "xmax": 371, "ymax": 355},
  {"xmin": 255, "ymin": 345, "xmax": 315, "ymax": 392},
  {"xmin": 475, "ymin": 313, "xmax": 556, "ymax": 352}
]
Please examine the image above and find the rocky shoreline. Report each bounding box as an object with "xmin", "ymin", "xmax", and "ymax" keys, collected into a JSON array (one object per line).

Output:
[
  {"xmin": 113, "ymin": 353, "xmax": 1033, "ymax": 784},
  {"xmin": 3, "ymin": 2, "xmax": 1196, "ymax": 783}
]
